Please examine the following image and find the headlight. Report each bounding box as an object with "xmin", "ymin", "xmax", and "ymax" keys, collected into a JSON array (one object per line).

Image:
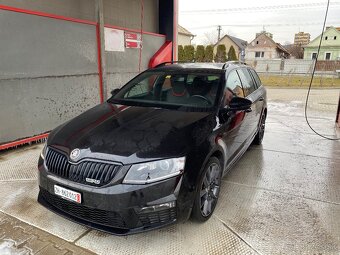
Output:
[
  {"xmin": 40, "ymin": 143, "xmax": 47, "ymax": 160},
  {"xmin": 123, "ymin": 157, "xmax": 186, "ymax": 184}
]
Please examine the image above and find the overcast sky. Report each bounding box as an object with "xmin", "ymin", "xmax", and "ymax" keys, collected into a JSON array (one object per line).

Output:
[{"xmin": 178, "ymin": 0, "xmax": 340, "ymax": 45}]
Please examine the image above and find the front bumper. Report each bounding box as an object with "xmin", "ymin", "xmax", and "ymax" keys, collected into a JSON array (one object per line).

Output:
[{"xmin": 38, "ymin": 163, "xmax": 185, "ymax": 235}]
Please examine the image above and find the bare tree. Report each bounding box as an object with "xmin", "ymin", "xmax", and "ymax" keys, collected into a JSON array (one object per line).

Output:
[
  {"xmin": 202, "ymin": 28, "xmax": 236, "ymax": 45},
  {"xmin": 285, "ymin": 44, "xmax": 304, "ymax": 59},
  {"xmin": 202, "ymin": 30, "xmax": 221, "ymax": 45}
]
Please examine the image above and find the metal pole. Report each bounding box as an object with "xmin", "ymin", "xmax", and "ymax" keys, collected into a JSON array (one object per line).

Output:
[
  {"xmin": 95, "ymin": 0, "xmax": 107, "ymax": 101},
  {"xmin": 217, "ymin": 25, "xmax": 222, "ymax": 42}
]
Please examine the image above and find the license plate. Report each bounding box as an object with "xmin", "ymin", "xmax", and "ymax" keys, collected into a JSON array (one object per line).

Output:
[{"xmin": 54, "ymin": 185, "xmax": 81, "ymax": 203}]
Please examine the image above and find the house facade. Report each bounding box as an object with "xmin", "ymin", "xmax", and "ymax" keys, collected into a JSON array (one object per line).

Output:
[
  {"xmin": 178, "ymin": 25, "xmax": 195, "ymax": 46},
  {"xmin": 303, "ymin": 27, "xmax": 340, "ymax": 60},
  {"xmin": 245, "ymin": 32, "xmax": 290, "ymax": 62},
  {"xmin": 213, "ymin": 34, "xmax": 247, "ymax": 62}
]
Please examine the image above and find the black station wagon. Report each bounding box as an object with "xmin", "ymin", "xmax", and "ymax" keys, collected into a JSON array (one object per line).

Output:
[{"xmin": 38, "ymin": 61, "xmax": 267, "ymax": 235}]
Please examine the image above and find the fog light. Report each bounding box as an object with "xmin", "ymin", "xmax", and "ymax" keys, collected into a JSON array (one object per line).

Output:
[{"xmin": 139, "ymin": 201, "xmax": 176, "ymax": 213}]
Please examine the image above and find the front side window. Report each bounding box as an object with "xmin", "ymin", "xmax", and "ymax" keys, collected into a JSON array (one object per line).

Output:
[
  {"xmin": 325, "ymin": 53, "xmax": 331, "ymax": 60},
  {"xmin": 226, "ymin": 70, "xmax": 244, "ymax": 98},
  {"xmin": 123, "ymin": 76, "xmax": 154, "ymax": 98},
  {"xmin": 237, "ymin": 68, "xmax": 257, "ymax": 97},
  {"xmin": 111, "ymin": 71, "xmax": 222, "ymax": 111}
]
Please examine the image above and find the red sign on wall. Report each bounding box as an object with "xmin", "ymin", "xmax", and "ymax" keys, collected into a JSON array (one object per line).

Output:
[
  {"xmin": 125, "ymin": 32, "xmax": 142, "ymax": 48},
  {"xmin": 126, "ymin": 41, "xmax": 141, "ymax": 48},
  {"xmin": 125, "ymin": 32, "xmax": 138, "ymax": 40}
]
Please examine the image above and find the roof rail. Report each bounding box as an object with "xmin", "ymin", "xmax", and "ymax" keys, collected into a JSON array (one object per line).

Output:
[
  {"xmin": 154, "ymin": 61, "xmax": 194, "ymax": 68},
  {"xmin": 222, "ymin": 61, "xmax": 247, "ymax": 69}
]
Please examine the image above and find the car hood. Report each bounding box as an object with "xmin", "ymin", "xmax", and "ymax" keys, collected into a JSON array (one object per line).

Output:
[{"xmin": 48, "ymin": 103, "xmax": 216, "ymax": 164}]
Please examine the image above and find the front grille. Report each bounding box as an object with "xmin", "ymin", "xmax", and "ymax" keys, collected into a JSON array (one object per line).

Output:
[
  {"xmin": 45, "ymin": 148, "xmax": 120, "ymax": 186},
  {"xmin": 138, "ymin": 208, "xmax": 177, "ymax": 227},
  {"xmin": 41, "ymin": 188, "xmax": 127, "ymax": 228}
]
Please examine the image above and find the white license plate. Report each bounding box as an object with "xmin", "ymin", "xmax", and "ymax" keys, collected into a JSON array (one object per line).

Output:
[{"xmin": 54, "ymin": 185, "xmax": 81, "ymax": 203}]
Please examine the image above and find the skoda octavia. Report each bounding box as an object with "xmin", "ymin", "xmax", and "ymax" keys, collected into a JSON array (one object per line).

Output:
[{"xmin": 38, "ymin": 62, "xmax": 267, "ymax": 235}]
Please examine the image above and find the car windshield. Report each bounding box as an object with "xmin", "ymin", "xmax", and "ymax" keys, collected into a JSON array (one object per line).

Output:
[{"xmin": 109, "ymin": 71, "xmax": 223, "ymax": 111}]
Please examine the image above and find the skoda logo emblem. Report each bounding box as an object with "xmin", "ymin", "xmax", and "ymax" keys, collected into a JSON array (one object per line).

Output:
[{"xmin": 70, "ymin": 148, "xmax": 81, "ymax": 161}]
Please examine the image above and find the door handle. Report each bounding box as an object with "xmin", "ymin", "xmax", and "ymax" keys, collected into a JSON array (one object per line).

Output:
[{"xmin": 245, "ymin": 108, "xmax": 252, "ymax": 113}]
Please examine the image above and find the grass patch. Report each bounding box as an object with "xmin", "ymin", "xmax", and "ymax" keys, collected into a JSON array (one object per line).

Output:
[{"xmin": 259, "ymin": 74, "xmax": 340, "ymax": 88}]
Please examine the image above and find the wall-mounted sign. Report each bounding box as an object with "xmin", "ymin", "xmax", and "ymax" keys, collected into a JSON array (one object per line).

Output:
[
  {"xmin": 126, "ymin": 41, "xmax": 142, "ymax": 48},
  {"xmin": 125, "ymin": 32, "xmax": 142, "ymax": 49},
  {"xmin": 104, "ymin": 28, "xmax": 125, "ymax": 52}
]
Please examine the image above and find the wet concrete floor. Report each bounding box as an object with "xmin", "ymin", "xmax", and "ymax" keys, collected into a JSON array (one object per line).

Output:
[{"xmin": 0, "ymin": 88, "xmax": 339, "ymax": 254}]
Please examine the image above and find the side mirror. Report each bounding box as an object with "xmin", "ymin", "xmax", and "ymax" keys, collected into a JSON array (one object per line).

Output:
[
  {"xmin": 219, "ymin": 97, "xmax": 252, "ymax": 123},
  {"xmin": 111, "ymin": 88, "xmax": 120, "ymax": 96},
  {"xmin": 227, "ymin": 97, "xmax": 252, "ymax": 111}
]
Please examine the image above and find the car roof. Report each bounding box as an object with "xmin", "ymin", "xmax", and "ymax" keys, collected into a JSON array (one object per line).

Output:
[{"xmin": 151, "ymin": 61, "xmax": 249, "ymax": 73}]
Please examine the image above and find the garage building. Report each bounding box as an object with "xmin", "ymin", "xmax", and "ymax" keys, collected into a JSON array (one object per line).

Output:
[{"xmin": 0, "ymin": 0, "xmax": 178, "ymax": 148}]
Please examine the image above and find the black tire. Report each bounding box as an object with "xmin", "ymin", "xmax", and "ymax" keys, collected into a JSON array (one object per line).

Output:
[
  {"xmin": 253, "ymin": 111, "xmax": 266, "ymax": 145},
  {"xmin": 191, "ymin": 157, "xmax": 222, "ymax": 222}
]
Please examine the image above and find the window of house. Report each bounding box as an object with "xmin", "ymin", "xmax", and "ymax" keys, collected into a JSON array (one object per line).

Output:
[
  {"xmin": 325, "ymin": 36, "xmax": 328, "ymax": 40},
  {"xmin": 334, "ymin": 36, "xmax": 337, "ymax": 40},
  {"xmin": 256, "ymin": 41, "xmax": 259, "ymax": 44},
  {"xmin": 312, "ymin": 53, "xmax": 317, "ymax": 59},
  {"xmin": 325, "ymin": 52, "xmax": 331, "ymax": 60},
  {"xmin": 255, "ymin": 51, "xmax": 264, "ymax": 58}
]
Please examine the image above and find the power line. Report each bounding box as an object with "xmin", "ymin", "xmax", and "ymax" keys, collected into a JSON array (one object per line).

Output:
[
  {"xmin": 181, "ymin": 2, "xmax": 340, "ymax": 14},
  {"xmin": 187, "ymin": 21, "xmax": 340, "ymax": 30}
]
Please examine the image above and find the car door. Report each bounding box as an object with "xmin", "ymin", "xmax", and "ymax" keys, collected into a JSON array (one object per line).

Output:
[
  {"xmin": 219, "ymin": 69, "xmax": 249, "ymax": 166},
  {"xmin": 236, "ymin": 68, "xmax": 262, "ymax": 139},
  {"xmin": 248, "ymin": 68, "xmax": 265, "ymax": 117}
]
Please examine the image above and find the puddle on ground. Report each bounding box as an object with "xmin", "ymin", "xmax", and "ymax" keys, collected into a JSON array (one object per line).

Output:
[{"xmin": 0, "ymin": 240, "xmax": 31, "ymax": 255}]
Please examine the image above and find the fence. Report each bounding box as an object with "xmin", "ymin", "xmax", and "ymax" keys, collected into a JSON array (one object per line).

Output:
[{"xmin": 248, "ymin": 59, "xmax": 340, "ymax": 76}]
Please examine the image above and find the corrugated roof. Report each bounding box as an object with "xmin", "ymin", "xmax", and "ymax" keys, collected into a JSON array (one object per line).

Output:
[
  {"xmin": 215, "ymin": 34, "xmax": 247, "ymax": 50},
  {"xmin": 228, "ymin": 35, "xmax": 248, "ymax": 50},
  {"xmin": 178, "ymin": 25, "xmax": 194, "ymax": 36}
]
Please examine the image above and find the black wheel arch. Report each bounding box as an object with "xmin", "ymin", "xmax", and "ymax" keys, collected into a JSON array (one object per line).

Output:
[{"xmin": 176, "ymin": 142, "xmax": 228, "ymax": 221}]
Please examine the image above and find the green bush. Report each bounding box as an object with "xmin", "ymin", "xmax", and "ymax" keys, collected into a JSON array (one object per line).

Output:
[
  {"xmin": 195, "ymin": 45, "xmax": 205, "ymax": 62},
  {"xmin": 214, "ymin": 44, "xmax": 227, "ymax": 62},
  {"xmin": 227, "ymin": 45, "xmax": 238, "ymax": 61},
  {"xmin": 184, "ymin": 45, "xmax": 195, "ymax": 61},
  {"xmin": 178, "ymin": 45, "xmax": 185, "ymax": 61},
  {"xmin": 204, "ymin": 45, "xmax": 214, "ymax": 62}
]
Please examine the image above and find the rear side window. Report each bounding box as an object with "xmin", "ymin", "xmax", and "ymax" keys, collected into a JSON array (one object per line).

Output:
[
  {"xmin": 249, "ymin": 69, "xmax": 262, "ymax": 88},
  {"xmin": 237, "ymin": 68, "xmax": 256, "ymax": 96}
]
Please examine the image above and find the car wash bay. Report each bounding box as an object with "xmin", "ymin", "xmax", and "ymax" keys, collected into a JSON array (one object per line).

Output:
[
  {"xmin": 0, "ymin": 88, "xmax": 339, "ymax": 255},
  {"xmin": 0, "ymin": 0, "xmax": 175, "ymax": 148}
]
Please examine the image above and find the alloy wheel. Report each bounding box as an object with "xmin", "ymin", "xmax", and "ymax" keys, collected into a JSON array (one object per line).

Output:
[
  {"xmin": 258, "ymin": 113, "xmax": 266, "ymax": 141},
  {"xmin": 199, "ymin": 162, "xmax": 221, "ymax": 217}
]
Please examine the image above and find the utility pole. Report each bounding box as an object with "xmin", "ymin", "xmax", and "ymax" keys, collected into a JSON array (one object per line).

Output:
[{"xmin": 217, "ymin": 25, "xmax": 222, "ymax": 42}]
